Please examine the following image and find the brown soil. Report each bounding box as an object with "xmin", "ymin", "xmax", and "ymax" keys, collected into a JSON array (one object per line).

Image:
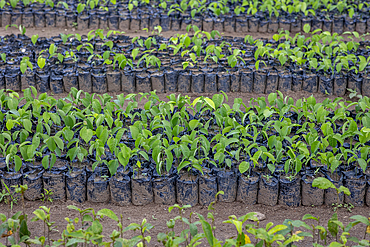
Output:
[{"xmin": 1, "ymin": 201, "xmax": 369, "ymax": 246}]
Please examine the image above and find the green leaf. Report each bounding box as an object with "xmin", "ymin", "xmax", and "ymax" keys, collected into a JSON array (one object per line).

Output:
[
  {"xmin": 312, "ymin": 177, "xmax": 335, "ymax": 190},
  {"xmin": 239, "ymin": 161, "xmax": 250, "ymax": 174},
  {"xmin": 204, "ymin": 98, "xmax": 215, "ymax": 110},
  {"xmin": 303, "ymin": 24, "xmax": 311, "ymax": 33},
  {"xmin": 97, "ymin": 209, "xmax": 119, "ymax": 222},
  {"xmin": 14, "ymin": 155, "xmax": 22, "ymax": 172},
  {"xmin": 33, "ymin": 209, "xmax": 46, "ymax": 221}
]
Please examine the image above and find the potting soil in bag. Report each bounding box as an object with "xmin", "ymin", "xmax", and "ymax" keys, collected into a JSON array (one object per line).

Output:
[
  {"xmin": 23, "ymin": 168, "xmax": 43, "ymax": 201},
  {"xmin": 323, "ymin": 19, "xmax": 333, "ymax": 32},
  {"xmin": 107, "ymin": 70, "xmax": 121, "ymax": 92},
  {"xmin": 92, "ymin": 73, "xmax": 107, "ymax": 93},
  {"xmin": 249, "ymin": 17, "xmax": 259, "ymax": 32},
  {"xmin": 214, "ymin": 18, "xmax": 224, "ymax": 32},
  {"xmin": 217, "ymin": 170, "xmax": 238, "ymax": 202},
  {"xmin": 161, "ymin": 15, "xmax": 170, "ymax": 31},
  {"xmin": 356, "ymin": 19, "xmax": 367, "ymax": 33},
  {"xmin": 333, "ymin": 74, "xmax": 347, "ymax": 96},
  {"xmin": 21, "ymin": 71, "xmax": 35, "ymax": 91},
  {"xmin": 45, "ymin": 11, "xmax": 56, "ymax": 27},
  {"xmin": 191, "ymin": 71, "xmax": 204, "ymax": 93},
  {"xmin": 199, "ymin": 174, "xmax": 217, "ymax": 206},
  {"xmin": 333, "ymin": 17, "xmax": 344, "ymax": 33},
  {"xmin": 131, "ymin": 174, "xmax": 153, "ymax": 206},
  {"xmin": 257, "ymin": 176, "xmax": 279, "ymax": 206},
  {"xmin": 2, "ymin": 171, "xmax": 23, "ymax": 199},
  {"xmin": 119, "ymin": 15, "xmax": 130, "ymax": 30},
  {"xmin": 217, "ymin": 72, "xmax": 230, "ymax": 92},
  {"xmin": 110, "ymin": 172, "xmax": 132, "ymax": 206},
  {"xmin": 130, "ymin": 15, "xmax": 140, "ymax": 30},
  {"xmin": 108, "ymin": 14, "xmax": 119, "ymax": 29},
  {"xmin": 348, "ymin": 73, "xmax": 362, "ymax": 95},
  {"xmin": 301, "ymin": 174, "xmax": 324, "ymax": 206},
  {"xmin": 302, "ymin": 73, "xmax": 317, "ymax": 93},
  {"xmin": 268, "ymin": 19, "xmax": 278, "ymax": 33},
  {"xmin": 171, "ymin": 17, "xmax": 181, "ymax": 31},
  {"xmin": 36, "ymin": 73, "xmax": 50, "ymax": 93},
  {"xmin": 98, "ymin": 12, "xmax": 108, "ymax": 29},
  {"xmin": 324, "ymin": 170, "xmax": 344, "ymax": 205},
  {"xmin": 43, "ymin": 170, "xmax": 66, "ymax": 200},
  {"xmin": 230, "ymin": 71, "xmax": 240, "ymax": 92},
  {"xmin": 5, "ymin": 73, "xmax": 20, "ymax": 91},
  {"xmin": 2, "ymin": 10, "xmax": 11, "ymax": 27},
  {"xmin": 343, "ymin": 170, "xmax": 366, "ymax": 206},
  {"xmin": 77, "ymin": 15, "xmax": 90, "ymax": 30},
  {"xmin": 66, "ymin": 168, "xmax": 87, "ymax": 203},
  {"xmin": 319, "ymin": 74, "xmax": 334, "ymax": 95},
  {"xmin": 235, "ymin": 18, "xmax": 247, "ymax": 32},
  {"xmin": 177, "ymin": 71, "xmax": 191, "ymax": 93},
  {"xmin": 89, "ymin": 11, "xmax": 99, "ymax": 29},
  {"xmin": 56, "ymin": 11, "xmax": 66, "ymax": 28},
  {"xmin": 278, "ymin": 73, "xmax": 292, "ymax": 92},
  {"xmin": 292, "ymin": 73, "xmax": 302, "ymax": 92},
  {"xmin": 64, "ymin": 72, "xmax": 79, "ymax": 92},
  {"xmin": 176, "ymin": 173, "xmax": 198, "ymax": 206},
  {"xmin": 66, "ymin": 11, "xmax": 77, "ymax": 27},
  {"xmin": 140, "ymin": 15, "xmax": 149, "ymax": 30},
  {"xmin": 121, "ymin": 70, "xmax": 135, "ymax": 93},
  {"xmin": 23, "ymin": 11, "xmax": 34, "ymax": 28},
  {"xmin": 153, "ymin": 175, "xmax": 176, "ymax": 205},
  {"xmin": 77, "ymin": 71, "xmax": 92, "ymax": 93},
  {"xmin": 192, "ymin": 18, "xmax": 202, "ymax": 30},
  {"xmin": 136, "ymin": 73, "xmax": 151, "ymax": 93},
  {"xmin": 259, "ymin": 20, "xmax": 268, "ymax": 32},
  {"xmin": 87, "ymin": 173, "xmax": 110, "ymax": 203},
  {"xmin": 205, "ymin": 72, "xmax": 217, "ymax": 93},
  {"xmin": 151, "ymin": 72, "xmax": 165, "ymax": 93},
  {"xmin": 34, "ymin": 11, "xmax": 45, "ymax": 28},
  {"xmin": 363, "ymin": 81, "xmax": 370, "ymax": 96},
  {"xmin": 278, "ymin": 176, "xmax": 301, "ymax": 207},
  {"xmin": 291, "ymin": 19, "xmax": 302, "ymax": 32},
  {"xmin": 237, "ymin": 172, "xmax": 260, "ymax": 205},
  {"xmin": 265, "ymin": 72, "xmax": 279, "ymax": 94},
  {"xmin": 344, "ymin": 18, "xmax": 355, "ymax": 32},
  {"xmin": 279, "ymin": 19, "xmax": 291, "ymax": 31},
  {"xmin": 240, "ymin": 69, "xmax": 253, "ymax": 93},
  {"xmin": 50, "ymin": 75, "xmax": 63, "ymax": 94},
  {"xmin": 149, "ymin": 15, "xmax": 161, "ymax": 30},
  {"xmin": 253, "ymin": 71, "xmax": 266, "ymax": 93},
  {"xmin": 225, "ymin": 16, "xmax": 236, "ymax": 32}
]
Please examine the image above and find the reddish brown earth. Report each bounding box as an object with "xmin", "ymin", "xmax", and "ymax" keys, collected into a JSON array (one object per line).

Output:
[{"xmin": 0, "ymin": 200, "xmax": 369, "ymax": 246}]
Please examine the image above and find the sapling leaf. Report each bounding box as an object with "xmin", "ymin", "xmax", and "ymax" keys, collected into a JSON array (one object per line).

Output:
[
  {"xmin": 239, "ymin": 161, "xmax": 249, "ymax": 174},
  {"xmin": 338, "ymin": 186, "xmax": 350, "ymax": 196},
  {"xmin": 312, "ymin": 177, "xmax": 336, "ymax": 190}
]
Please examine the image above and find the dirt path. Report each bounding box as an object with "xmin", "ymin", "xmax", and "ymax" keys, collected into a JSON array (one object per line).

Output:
[{"xmin": 0, "ymin": 200, "xmax": 368, "ymax": 246}]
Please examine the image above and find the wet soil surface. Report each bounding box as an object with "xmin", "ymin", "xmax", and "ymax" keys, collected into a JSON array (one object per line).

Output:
[{"xmin": 0, "ymin": 201, "xmax": 369, "ymax": 246}]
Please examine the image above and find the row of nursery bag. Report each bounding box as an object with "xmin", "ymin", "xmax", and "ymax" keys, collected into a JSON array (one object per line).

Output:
[
  {"xmin": 1, "ymin": 156, "xmax": 370, "ymax": 208},
  {"xmin": 1, "ymin": 27, "xmax": 370, "ymax": 96},
  {"xmin": 4, "ymin": 65, "xmax": 370, "ymax": 97},
  {"xmin": 1, "ymin": 0, "xmax": 370, "ymax": 33}
]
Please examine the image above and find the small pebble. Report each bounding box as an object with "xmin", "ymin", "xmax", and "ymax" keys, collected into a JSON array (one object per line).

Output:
[
  {"xmin": 248, "ymin": 212, "xmax": 266, "ymax": 221},
  {"xmin": 42, "ymin": 29, "xmax": 45, "ymax": 32}
]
